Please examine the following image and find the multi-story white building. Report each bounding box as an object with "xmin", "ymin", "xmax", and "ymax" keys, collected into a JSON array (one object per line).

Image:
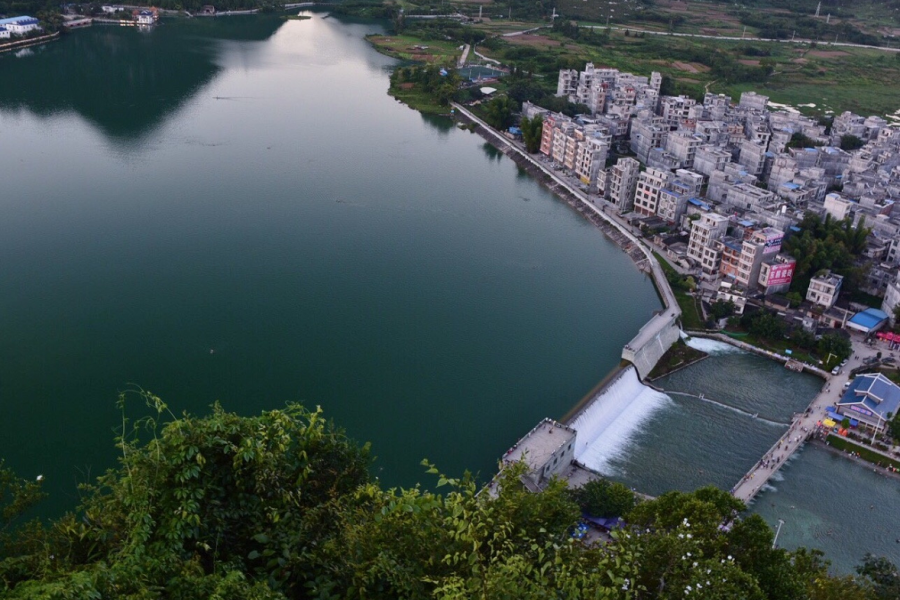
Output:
[
  {"xmin": 0, "ymin": 16, "xmax": 40, "ymax": 35},
  {"xmin": 574, "ymin": 137, "xmax": 609, "ymax": 186},
  {"xmin": 688, "ymin": 213, "xmax": 729, "ymax": 266},
  {"xmin": 630, "ymin": 115, "xmax": 668, "ymax": 163},
  {"xmin": 807, "ymin": 270, "xmax": 844, "ymax": 309},
  {"xmin": 733, "ymin": 227, "xmax": 784, "ymax": 290},
  {"xmin": 657, "ymin": 189, "xmax": 689, "ymax": 225},
  {"xmin": 607, "ymin": 157, "xmax": 640, "ymax": 214},
  {"xmin": 659, "ymin": 95, "xmax": 696, "ymax": 129},
  {"xmin": 633, "ymin": 167, "xmax": 672, "ymax": 216},
  {"xmin": 665, "ymin": 132, "xmax": 704, "ymax": 169},
  {"xmin": 738, "ymin": 91, "xmax": 769, "ymax": 112},
  {"xmin": 824, "ymin": 192, "xmax": 854, "ymax": 221},
  {"xmin": 556, "ymin": 69, "xmax": 578, "ymax": 98},
  {"xmin": 693, "ymin": 146, "xmax": 732, "ymax": 178}
]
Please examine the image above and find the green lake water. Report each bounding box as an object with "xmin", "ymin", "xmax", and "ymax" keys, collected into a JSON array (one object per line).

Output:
[{"xmin": 0, "ymin": 15, "xmax": 661, "ymax": 512}]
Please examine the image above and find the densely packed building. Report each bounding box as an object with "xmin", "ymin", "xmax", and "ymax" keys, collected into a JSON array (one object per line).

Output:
[{"xmin": 530, "ymin": 63, "xmax": 900, "ymax": 325}]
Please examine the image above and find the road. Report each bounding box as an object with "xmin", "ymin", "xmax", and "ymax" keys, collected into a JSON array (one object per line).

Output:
[
  {"xmin": 583, "ymin": 25, "xmax": 900, "ymax": 53},
  {"xmin": 731, "ymin": 334, "xmax": 887, "ymax": 504},
  {"xmin": 458, "ymin": 43, "xmax": 470, "ymax": 68}
]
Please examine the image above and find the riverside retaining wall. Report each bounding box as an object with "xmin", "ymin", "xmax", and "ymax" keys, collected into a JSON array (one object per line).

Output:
[{"xmin": 450, "ymin": 103, "xmax": 680, "ymax": 379}]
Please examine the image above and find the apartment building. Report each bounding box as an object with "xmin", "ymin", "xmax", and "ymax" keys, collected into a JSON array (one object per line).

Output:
[
  {"xmin": 634, "ymin": 167, "xmax": 672, "ymax": 217},
  {"xmin": 657, "ymin": 188, "xmax": 689, "ymax": 225},
  {"xmin": 688, "ymin": 213, "xmax": 729, "ymax": 266},
  {"xmin": 608, "ymin": 157, "xmax": 640, "ymax": 214},
  {"xmin": 807, "ymin": 270, "xmax": 844, "ymax": 309}
]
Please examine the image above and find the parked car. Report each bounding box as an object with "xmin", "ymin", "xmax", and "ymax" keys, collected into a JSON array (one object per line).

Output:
[{"xmin": 831, "ymin": 366, "xmax": 841, "ymax": 375}]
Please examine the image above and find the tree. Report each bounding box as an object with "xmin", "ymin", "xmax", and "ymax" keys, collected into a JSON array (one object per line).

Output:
[
  {"xmin": 790, "ymin": 328, "xmax": 816, "ymax": 351},
  {"xmin": 786, "ymin": 292, "xmax": 803, "ymax": 308},
  {"xmin": 793, "ymin": 548, "xmax": 873, "ymax": 600},
  {"xmin": 709, "ymin": 300, "xmax": 736, "ymax": 320},
  {"xmin": 0, "ymin": 401, "xmax": 888, "ymax": 599},
  {"xmin": 818, "ymin": 332, "xmax": 852, "ymax": 363},
  {"xmin": 568, "ymin": 477, "xmax": 635, "ymax": 517},
  {"xmin": 888, "ymin": 412, "xmax": 900, "ymax": 442},
  {"xmin": 840, "ymin": 134, "xmax": 865, "ymax": 152},
  {"xmin": 747, "ymin": 311, "xmax": 787, "ymax": 342},
  {"xmin": 483, "ymin": 96, "xmax": 517, "ymax": 130},
  {"xmin": 857, "ymin": 554, "xmax": 900, "ymax": 600},
  {"xmin": 520, "ymin": 114, "xmax": 544, "ymax": 153}
]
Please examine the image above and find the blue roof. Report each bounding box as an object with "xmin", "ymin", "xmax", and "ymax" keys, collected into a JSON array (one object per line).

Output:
[
  {"xmin": 0, "ymin": 16, "xmax": 38, "ymax": 25},
  {"xmin": 848, "ymin": 308, "xmax": 889, "ymax": 331},
  {"xmin": 781, "ymin": 182, "xmax": 801, "ymax": 190},
  {"xmin": 738, "ymin": 219, "xmax": 754, "ymax": 227},
  {"xmin": 688, "ymin": 198, "xmax": 710, "ymax": 210},
  {"xmin": 837, "ymin": 373, "xmax": 900, "ymax": 422}
]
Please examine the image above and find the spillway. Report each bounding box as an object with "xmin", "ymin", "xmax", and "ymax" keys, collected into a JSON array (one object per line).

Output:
[
  {"xmin": 681, "ymin": 333, "xmax": 743, "ymax": 355},
  {"xmin": 571, "ymin": 366, "xmax": 672, "ymax": 475}
]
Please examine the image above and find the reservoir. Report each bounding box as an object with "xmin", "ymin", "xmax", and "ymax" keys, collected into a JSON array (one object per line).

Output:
[{"xmin": 0, "ymin": 15, "xmax": 661, "ymax": 512}]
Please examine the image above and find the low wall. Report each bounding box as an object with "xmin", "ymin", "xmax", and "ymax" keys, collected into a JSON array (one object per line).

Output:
[{"xmin": 683, "ymin": 330, "xmax": 830, "ymax": 379}]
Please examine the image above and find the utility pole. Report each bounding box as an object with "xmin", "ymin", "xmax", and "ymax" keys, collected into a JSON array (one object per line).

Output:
[
  {"xmin": 772, "ymin": 519, "xmax": 785, "ymax": 549},
  {"xmin": 815, "ymin": 1, "xmax": 821, "ymax": 17},
  {"xmin": 742, "ymin": 26, "xmax": 746, "ymax": 39}
]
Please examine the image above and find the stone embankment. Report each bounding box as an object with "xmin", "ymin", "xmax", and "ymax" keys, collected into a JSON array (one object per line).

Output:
[{"xmin": 0, "ymin": 31, "xmax": 59, "ymax": 54}]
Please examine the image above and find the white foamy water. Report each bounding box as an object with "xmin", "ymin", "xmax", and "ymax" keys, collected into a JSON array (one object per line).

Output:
[
  {"xmin": 681, "ymin": 333, "xmax": 744, "ymax": 355},
  {"xmin": 572, "ymin": 367, "xmax": 672, "ymax": 475}
]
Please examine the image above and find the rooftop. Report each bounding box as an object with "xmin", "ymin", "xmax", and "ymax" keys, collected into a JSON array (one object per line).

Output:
[
  {"xmin": 847, "ymin": 308, "xmax": 889, "ymax": 332},
  {"xmin": 837, "ymin": 373, "xmax": 900, "ymax": 421},
  {"xmin": 0, "ymin": 16, "xmax": 39, "ymax": 25},
  {"xmin": 503, "ymin": 418, "xmax": 576, "ymax": 473}
]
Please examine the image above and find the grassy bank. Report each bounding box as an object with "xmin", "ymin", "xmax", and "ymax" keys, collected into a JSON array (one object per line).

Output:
[
  {"xmin": 647, "ymin": 339, "xmax": 708, "ymax": 380},
  {"xmin": 653, "ymin": 252, "xmax": 703, "ymax": 329},
  {"xmin": 826, "ymin": 435, "xmax": 900, "ymax": 470},
  {"xmin": 467, "ymin": 24, "xmax": 900, "ymax": 117},
  {"xmin": 387, "ymin": 84, "xmax": 448, "ymax": 114}
]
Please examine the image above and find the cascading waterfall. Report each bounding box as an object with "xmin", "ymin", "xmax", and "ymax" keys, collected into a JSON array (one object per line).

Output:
[
  {"xmin": 571, "ymin": 366, "xmax": 672, "ymax": 475},
  {"xmin": 680, "ymin": 332, "xmax": 744, "ymax": 355}
]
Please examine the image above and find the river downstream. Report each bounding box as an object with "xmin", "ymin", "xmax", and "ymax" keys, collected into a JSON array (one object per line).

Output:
[
  {"xmin": 588, "ymin": 337, "xmax": 898, "ymax": 572},
  {"xmin": 0, "ymin": 15, "xmax": 661, "ymax": 513}
]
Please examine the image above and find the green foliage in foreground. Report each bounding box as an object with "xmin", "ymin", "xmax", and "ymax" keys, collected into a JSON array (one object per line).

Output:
[
  {"xmin": 0, "ymin": 395, "xmax": 895, "ymax": 599},
  {"xmin": 567, "ymin": 477, "xmax": 635, "ymax": 518}
]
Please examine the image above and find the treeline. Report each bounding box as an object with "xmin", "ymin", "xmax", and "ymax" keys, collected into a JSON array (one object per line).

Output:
[
  {"xmin": 1, "ymin": 397, "xmax": 897, "ymax": 599},
  {"xmin": 782, "ymin": 212, "xmax": 871, "ymax": 298},
  {"xmin": 734, "ymin": 11, "xmax": 883, "ymax": 46},
  {"xmin": 390, "ymin": 64, "xmax": 461, "ymax": 105}
]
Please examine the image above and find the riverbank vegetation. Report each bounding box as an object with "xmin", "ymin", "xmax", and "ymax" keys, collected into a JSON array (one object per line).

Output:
[
  {"xmin": 1, "ymin": 395, "xmax": 896, "ymax": 598},
  {"xmin": 647, "ymin": 338, "xmax": 708, "ymax": 380},
  {"xmin": 783, "ymin": 212, "xmax": 871, "ymax": 300},
  {"xmin": 825, "ymin": 435, "xmax": 900, "ymax": 471},
  {"xmin": 362, "ymin": 0, "xmax": 900, "ymax": 118},
  {"xmin": 654, "ymin": 251, "xmax": 704, "ymax": 329}
]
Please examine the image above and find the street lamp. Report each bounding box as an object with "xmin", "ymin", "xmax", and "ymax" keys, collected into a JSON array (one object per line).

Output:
[{"xmin": 772, "ymin": 519, "xmax": 785, "ymax": 549}]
